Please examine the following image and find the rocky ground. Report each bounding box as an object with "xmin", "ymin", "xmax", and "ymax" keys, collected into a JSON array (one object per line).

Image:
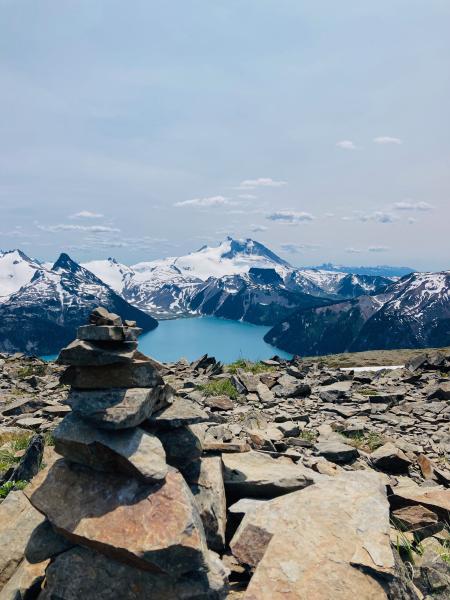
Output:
[{"xmin": 0, "ymin": 337, "xmax": 449, "ymax": 599}]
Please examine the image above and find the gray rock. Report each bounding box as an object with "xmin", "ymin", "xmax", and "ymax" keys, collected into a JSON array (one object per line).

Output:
[
  {"xmin": 25, "ymin": 519, "xmax": 74, "ymax": 564},
  {"xmin": 89, "ymin": 307, "xmax": 122, "ymax": 326},
  {"xmin": 53, "ymin": 413, "xmax": 167, "ymax": 483},
  {"xmin": 77, "ymin": 325, "xmax": 142, "ymax": 342},
  {"xmin": 370, "ymin": 442, "xmax": 412, "ymax": 474},
  {"xmin": 151, "ymin": 397, "xmax": 209, "ymax": 429},
  {"xmin": 315, "ymin": 440, "xmax": 359, "ymax": 464},
  {"xmin": 155, "ymin": 425, "xmax": 203, "ymax": 469},
  {"xmin": 68, "ymin": 385, "xmax": 173, "ymax": 429},
  {"xmin": 222, "ymin": 451, "xmax": 314, "ymax": 499},
  {"xmin": 57, "ymin": 339, "xmax": 137, "ymax": 367},
  {"xmin": 3, "ymin": 434, "xmax": 43, "ymax": 484},
  {"xmin": 39, "ymin": 545, "xmax": 227, "ymax": 600},
  {"xmin": 61, "ymin": 360, "xmax": 164, "ymax": 389},
  {"xmin": 183, "ymin": 457, "xmax": 227, "ymax": 553}
]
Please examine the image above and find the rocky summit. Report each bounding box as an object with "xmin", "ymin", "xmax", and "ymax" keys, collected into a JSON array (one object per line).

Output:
[{"xmin": 0, "ymin": 309, "xmax": 449, "ymax": 599}]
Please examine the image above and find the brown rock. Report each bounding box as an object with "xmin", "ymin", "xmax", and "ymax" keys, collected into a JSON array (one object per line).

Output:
[
  {"xmin": 370, "ymin": 442, "xmax": 412, "ymax": 474},
  {"xmin": 151, "ymin": 397, "xmax": 209, "ymax": 429},
  {"xmin": 392, "ymin": 505, "xmax": 441, "ymax": 537},
  {"xmin": 204, "ymin": 395, "xmax": 234, "ymax": 411},
  {"xmin": 25, "ymin": 460, "xmax": 208, "ymax": 576},
  {"xmin": 77, "ymin": 324, "xmax": 142, "ymax": 342},
  {"xmin": 0, "ymin": 558, "xmax": 49, "ymax": 600},
  {"xmin": 241, "ymin": 472, "xmax": 408, "ymax": 600},
  {"xmin": 89, "ymin": 307, "xmax": 122, "ymax": 326}
]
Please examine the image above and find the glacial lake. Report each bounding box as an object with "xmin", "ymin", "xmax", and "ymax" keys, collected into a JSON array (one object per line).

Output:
[{"xmin": 43, "ymin": 317, "xmax": 292, "ymax": 364}]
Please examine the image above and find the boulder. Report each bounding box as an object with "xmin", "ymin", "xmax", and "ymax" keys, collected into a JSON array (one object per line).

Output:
[
  {"xmin": 183, "ymin": 457, "xmax": 227, "ymax": 553},
  {"xmin": 39, "ymin": 545, "xmax": 227, "ymax": 600},
  {"xmin": 25, "ymin": 519, "xmax": 74, "ymax": 564},
  {"xmin": 53, "ymin": 414, "xmax": 167, "ymax": 483},
  {"xmin": 242, "ymin": 472, "xmax": 415, "ymax": 600},
  {"xmin": 61, "ymin": 360, "xmax": 164, "ymax": 389},
  {"xmin": 0, "ymin": 491, "xmax": 45, "ymax": 589},
  {"xmin": 370, "ymin": 443, "xmax": 412, "ymax": 474},
  {"xmin": 68, "ymin": 385, "xmax": 173, "ymax": 429},
  {"xmin": 428, "ymin": 381, "xmax": 450, "ymax": 400},
  {"xmin": 25, "ymin": 460, "xmax": 208, "ymax": 577},
  {"xmin": 222, "ymin": 451, "xmax": 314, "ymax": 499}
]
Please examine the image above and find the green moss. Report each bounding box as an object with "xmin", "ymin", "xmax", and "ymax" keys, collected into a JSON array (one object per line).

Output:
[
  {"xmin": 342, "ymin": 431, "xmax": 385, "ymax": 452},
  {"xmin": 197, "ymin": 379, "xmax": 239, "ymax": 400},
  {"xmin": 298, "ymin": 429, "xmax": 317, "ymax": 443},
  {"xmin": 227, "ymin": 359, "xmax": 275, "ymax": 375}
]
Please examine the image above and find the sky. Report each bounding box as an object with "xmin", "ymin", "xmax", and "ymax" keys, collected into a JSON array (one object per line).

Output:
[{"xmin": 0, "ymin": 0, "xmax": 449, "ymax": 271}]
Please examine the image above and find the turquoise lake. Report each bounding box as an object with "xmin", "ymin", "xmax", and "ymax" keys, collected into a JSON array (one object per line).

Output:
[{"xmin": 44, "ymin": 317, "xmax": 292, "ymax": 363}]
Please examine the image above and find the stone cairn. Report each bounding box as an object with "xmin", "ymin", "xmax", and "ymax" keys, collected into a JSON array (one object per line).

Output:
[{"xmin": 24, "ymin": 307, "xmax": 227, "ymax": 599}]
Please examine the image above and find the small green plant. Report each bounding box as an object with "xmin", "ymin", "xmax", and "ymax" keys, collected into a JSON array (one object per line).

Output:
[
  {"xmin": 17, "ymin": 364, "xmax": 47, "ymax": 379},
  {"xmin": 0, "ymin": 480, "xmax": 28, "ymax": 499},
  {"xmin": 197, "ymin": 379, "xmax": 239, "ymax": 399},
  {"xmin": 358, "ymin": 388, "xmax": 378, "ymax": 396},
  {"xmin": 342, "ymin": 431, "xmax": 384, "ymax": 452},
  {"xmin": 390, "ymin": 519, "xmax": 424, "ymax": 564},
  {"xmin": 227, "ymin": 359, "xmax": 275, "ymax": 375},
  {"xmin": 43, "ymin": 431, "xmax": 55, "ymax": 447},
  {"xmin": 298, "ymin": 429, "xmax": 317, "ymax": 443}
]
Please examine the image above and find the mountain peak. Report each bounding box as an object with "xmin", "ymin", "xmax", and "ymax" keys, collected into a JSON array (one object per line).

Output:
[{"xmin": 52, "ymin": 253, "xmax": 83, "ymax": 273}]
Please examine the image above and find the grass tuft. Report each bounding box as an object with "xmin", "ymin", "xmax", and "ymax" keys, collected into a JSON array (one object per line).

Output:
[
  {"xmin": 0, "ymin": 480, "xmax": 28, "ymax": 499},
  {"xmin": 197, "ymin": 379, "xmax": 239, "ymax": 399}
]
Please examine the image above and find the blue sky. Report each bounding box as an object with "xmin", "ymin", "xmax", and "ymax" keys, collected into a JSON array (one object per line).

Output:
[{"xmin": 1, "ymin": 0, "xmax": 449, "ymax": 270}]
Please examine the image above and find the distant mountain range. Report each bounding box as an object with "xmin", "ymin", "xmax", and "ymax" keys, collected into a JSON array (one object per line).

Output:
[
  {"xmin": 0, "ymin": 239, "xmax": 448, "ymax": 356},
  {"xmin": 309, "ymin": 263, "xmax": 414, "ymax": 278},
  {"xmin": 265, "ymin": 271, "xmax": 450, "ymax": 355}
]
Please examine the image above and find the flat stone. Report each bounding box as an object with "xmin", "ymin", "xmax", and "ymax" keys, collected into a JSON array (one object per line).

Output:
[
  {"xmin": 68, "ymin": 385, "xmax": 173, "ymax": 429},
  {"xmin": 428, "ymin": 381, "xmax": 450, "ymax": 400},
  {"xmin": 370, "ymin": 442, "xmax": 412, "ymax": 474},
  {"xmin": 77, "ymin": 325, "xmax": 142, "ymax": 342},
  {"xmin": 204, "ymin": 395, "xmax": 234, "ymax": 411},
  {"xmin": 53, "ymin": 413, "xmax": 167, "ymax": 483},
  {"xmin": 391, "ymin": 480, "xmax": 450, "ymax": 518},
  {"xmin": 203, "ymin": 441, "xmax": 251, "ymax": 453},
  {"xmin": 39, "ymin": 545, "xmax": 227, "ymax": 600},
  {"xmin": 61, "ymin": 360, "xmax": 164, "ymax": 389},
  {"xmin": 0, "ymin": 491, "xmax": 45, "ymax": 588},
  {"xmin": 151, "ymin": 397, "xmax": 209, "ymax": 429},
  {"xmin": 228, "ymin": 498, "xmax": 269, "ymax": 515},
  {"xmin": 57, "ymin": 339, "xmax": 137, "ymax": 367},
  {"xmin": 315, "ymin": 440, "xmax": 359, "ymax": 464},
  {"xmin": 183, "ymin": 456, "xmax": 227, "ymax": 552},
  {"xmin": 241, "ymin": 472, "xmax": 409, "ymax": 600},
  {"xmin": 25, "ymin": 460, "xmax": 208, "ymax": 577},
  {"xmin": 15, "ymin": 417, "xmax": 45, "ymax": 430},
  {"xmin": 392, "ymin": 505, "xmax": 440, "ymax": 535},
  {"xmin": 222, "ymin": 451, "xmax": 314, "ymax": 499}
]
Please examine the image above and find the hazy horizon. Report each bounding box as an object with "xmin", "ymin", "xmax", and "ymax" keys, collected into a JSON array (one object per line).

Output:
[{"xmin": 1, "ymin": 1, "xmax": 449, "ymax": 271}]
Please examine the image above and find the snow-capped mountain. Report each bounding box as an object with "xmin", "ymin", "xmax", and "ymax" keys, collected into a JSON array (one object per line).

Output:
[
  {"xmin": 265, "ymin": 271, "xmax": 450, "ymax": 355},
  {"xmin": 0, "ymin": 249, "xmax": 42, "ymax": 302},
  {"xmin": 83, "ymin": 238, "xmax": 392, "ymax": 319},
  {"xmin": 0, "ymin": 253, "xmax": 158, "ymax": 354},
  {"xmin": 311, "ymin": 263, "xmax": 414, "ymax": 278}
]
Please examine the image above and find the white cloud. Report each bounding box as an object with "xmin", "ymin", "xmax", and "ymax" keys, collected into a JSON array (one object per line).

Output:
[
  {"xmin": 266, "ymin": 210, "xmax": 314, "ymax": 224},
  {"xmin": 346, "ymin": 247, "xmax": 362, "ymax": 254},
  {"xmin": 280, "ymin": 243, "xmax": 320, "ymax": 253},
  {"xmin": 70, "ymin": 210, "xmax": 104, "ymax": 219},
  {"xmin": 394, "ymin": 200, "xmax": 433, "ymax": 211},
  {"xmin": 357, "ymin": 211, "xmax": 397, "ymax": 224},
  {"xmin": 407, "ymin": 217, "xmax": 417, "ymax": 224},
  {"xmin": 250, "ymin": 224, "xmax": 268, "ymax": 232},
  {"xmin": 174, "ymin": 195, "xmax": 231, "ymax": 208},
  {"xmin": 373, "ymin": 136, "xmax": 402, "ymax": 145},
  {"xmin": 368, "ymin": 245, "xmax": 390, "ymax": 253},
  {"xmin": 238, "ymin": 177, "xmax": 287, "ymax": 189},
  {"xmin": 238, "ymin": 193, "xmax": 257, "ymax": 200},
  {"xmin": 336, "ymin": 140, "xmax": 357, "ymax": 150},
  {"xmin": 37, "ymin": 224, "xmax": 120, "ymax": 233}
]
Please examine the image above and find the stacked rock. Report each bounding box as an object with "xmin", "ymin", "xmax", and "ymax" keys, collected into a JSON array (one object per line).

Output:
[{"xmin": 24, "ymin": 307, "xmax": 227, "ymax": 599}]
